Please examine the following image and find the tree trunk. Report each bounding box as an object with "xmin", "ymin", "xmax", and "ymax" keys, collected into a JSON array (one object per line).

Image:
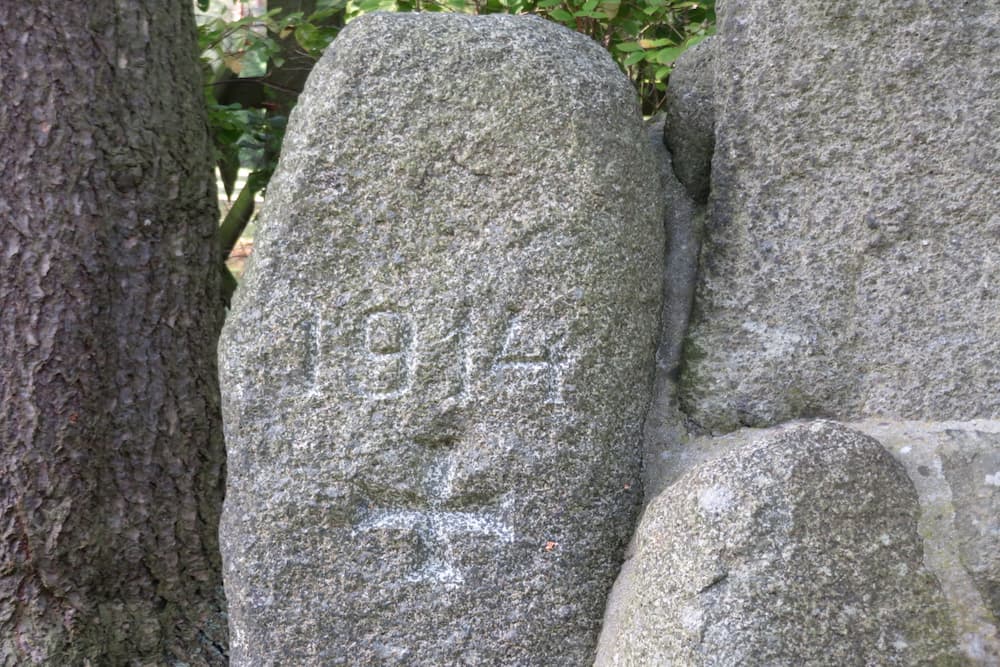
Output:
[{"xmin": 0, "ymin": 3, "xmax": 227, "ymax": 664}]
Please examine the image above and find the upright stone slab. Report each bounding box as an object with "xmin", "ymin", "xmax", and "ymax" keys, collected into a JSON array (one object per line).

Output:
[
  {"xmin": 675, "ymin": 0, "xmax": 1000, "ymax": 431},
  {"xmin": 218, "ymin": 13, "xmax": 664, "ymax": 665}
]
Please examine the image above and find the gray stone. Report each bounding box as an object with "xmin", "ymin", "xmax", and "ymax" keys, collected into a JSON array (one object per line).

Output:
[
  {"xmin": 218, "ymin": 13, "xmax": 664, "ymax": 666},
  {"xmin": 859, "ymin": 420, "xmax": 1000, "ymax": 663},
  {"xmin": 943, "ymin": 435, "xmax": 1000, "ymax": 622},
  {"xmin": 663, "ymin": 38, "xmax": 715, "ymax": 204},
  {"xmin": 597, "ymin": 421, "xmax": 965, "ymax": 666},
  {"xmin": 643, "ymin": 119, "xmax": 705, "ymax": 498},
  {"xmin": 675, "ymin": 0, "xmax": 1000, "ymax": 432},
  {"xmin": 630, "ymin": 419, "xmax": 1000, "ymax": 663}
]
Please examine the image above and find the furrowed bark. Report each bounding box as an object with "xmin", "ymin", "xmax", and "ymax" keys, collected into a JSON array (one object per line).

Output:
[{"xmin": 0, "ymin": 3, "xmax": 227, "ymax": 664}]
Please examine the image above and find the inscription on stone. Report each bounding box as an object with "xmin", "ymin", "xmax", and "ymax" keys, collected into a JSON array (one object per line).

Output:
[
  {"xmin": 359, "ymin": 309, "xmax": 413, "ymax": 399},
  {"xmin": 355, "ymin": 453, "xmax": 513, "ymax": 586},
  {"xmin": 493, "ymin": 311, "xmax": 564, "ymax": 405},
  {"xmin": 218, "ymin": 12, "xmax": 664, "ymax": 666},
  {"xmin": 310, "ymin": 305, "xmax": 566, "ymax": 403}
]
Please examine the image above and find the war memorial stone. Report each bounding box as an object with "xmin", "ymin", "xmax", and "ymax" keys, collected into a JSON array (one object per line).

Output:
[
  {"xmin": 217, "ymin": 13, "xmax": 664, "ymax": 665},
  {"xmin": 217, "ymin": 1, "xmax": 1000, "ymax": 664}
]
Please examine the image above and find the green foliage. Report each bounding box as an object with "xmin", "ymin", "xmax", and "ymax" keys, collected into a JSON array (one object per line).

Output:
[
  {"xmin": 198, "ymin": 1, "xmax": 343, "ymax": 196},
  {"xmin": 533, "ymin": 0, "xmax": 714, "ymax": 112},
  {"xmin": 206, "ymin": 103, "xmax": 285, "ymax": 194},
  {"xmin": 198, "ymin": 3, "xmax": 341, "ymax": 73},
  {"xmin": 198, "ymin": 0, "xmax": 713, "ymax": 189},
  {"xmin": 197, "ymin": 0, "xmax": 712, "ymax": 302}
]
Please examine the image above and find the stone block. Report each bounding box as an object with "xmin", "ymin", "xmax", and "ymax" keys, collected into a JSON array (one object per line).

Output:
[
  {"xmin": 218, "ymin": 13, "xmax": 664, "ymax": 665},
  {"xmin": 598, "ymin": 421, "xmax": 968, "ymax": 665},
  {"xmin": 675, "ymin": 0, "xmax": 1000, "ymax": 431}
]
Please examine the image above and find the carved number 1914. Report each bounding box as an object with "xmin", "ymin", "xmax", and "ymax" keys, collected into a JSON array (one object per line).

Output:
[{"xmin": 354, "ymin": 307, "xmax": 562, "ymax": 403}]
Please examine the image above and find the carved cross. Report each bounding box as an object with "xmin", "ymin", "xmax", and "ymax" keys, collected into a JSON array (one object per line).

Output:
[{"xmin": 354, "ymin": 453, "xmax": 513, "ymax": 586}]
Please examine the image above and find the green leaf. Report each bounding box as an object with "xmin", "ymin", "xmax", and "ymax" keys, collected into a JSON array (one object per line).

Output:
[
  {"xmin": 685, "ymin": 34, "xmax": 707, "ymax": 48},
  {"xmin": 597, "ymin": 0, "xmax": 620, "ymax": 18},
  {"xmin": 197, "ymin": 0, "xmax": 210, "ymax": 10},
  {"xmin": 358, "ymin": 0, "xmax": 390, "ymax": 11},
  {"xmin": 309, "ymin": 6, "xmax": 345, "ymax": 22},
  {"xmin": 550, "ymin": 8, "xmax": 574, "ymax": 21},
  {"xmin": 639, "ymin": 37, "xmax": 674, "ymax": 48},
  {"xmin": 581, "ymin": 0, "xmax": 598, "ymax": 11},
  {"xmin": 623, "ymin": 50, "xmax": 646, "ymax": 66},
  {"xmin": 536, "ymin": 0, "xmax": 563, "ymax": 7},
  {"xmin": 653, "ymin": 45, "xmax": 685, "ymax": 64},
  {"xmin": 654, "ymin": 65, "xmax": 671, "ymax": 80},
  {"xmin": 294, "ymin": 22, "xmax": 318, "ymax": 51},
  {"xmin": 616, "ymin": 41, "xmax": 644, "ymax": 52}
]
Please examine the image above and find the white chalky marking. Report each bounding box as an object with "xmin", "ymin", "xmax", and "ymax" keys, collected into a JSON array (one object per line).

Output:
[
  {"xmin": 355, "ymin": 452, "xmax": 513, "ymax": 586},
  {"xmin": 357, "ymin": 509, "xmax": 514, "ymax": 585}
]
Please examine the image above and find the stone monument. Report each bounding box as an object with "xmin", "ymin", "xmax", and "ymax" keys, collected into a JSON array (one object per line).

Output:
[{"xmin": 218, "ymin": 13, "xmax": 664, "ymax": 665}]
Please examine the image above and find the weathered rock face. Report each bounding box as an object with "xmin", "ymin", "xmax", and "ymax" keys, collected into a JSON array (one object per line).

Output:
[
  {"xmin": 859, "ymin": 420, "xmax": 1000, "ymax": 662},
  {"xmin": 663, "ymin": 38, "xmax": 715, "ymax": 204},
  {"xmin": 218, "ymin": 13, "xmax": 664, "ymax": 665},
  {"xmin": 610, "ymin": 1, "xmax": 1000, "ymax": 663},
  {"xmin": 673, "ymin": 0, "xmax": 1000, "ymax": 432},
  {"xmin": 597, "ymin": 421, "xmax": 965, "ymax": 666}
]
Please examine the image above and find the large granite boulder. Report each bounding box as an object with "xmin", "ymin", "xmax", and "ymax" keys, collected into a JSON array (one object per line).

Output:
[
  {"xmin": 218, "ymin": 13, "xmax": 664, "ymax": 665},
  {"xmin": 597, "ymin": 421, "xmax": 966, "ymax": 665},
  {"xmin": 618, "ymin": 1, "xmax": 1000, "ymax": 662},
  {"xmin": 673, "ymin": 0, "xmax": 1000, "ymax": 432}
]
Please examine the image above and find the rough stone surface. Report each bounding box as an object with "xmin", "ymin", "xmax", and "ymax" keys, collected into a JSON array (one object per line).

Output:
[
  {"xmin": 643, "ymin": 119, "xmax": 704, "ymax": 499},
  {"xmin": 218, "ymin": 13, "xmax": 664, "ymax": 665},
  {"xmin": 860, "ymin": 420, "xmax": 1000, "ymax": 663},
  {"xmin": 597, "ymin": 421, "xmax": 965, "ymax": 666},
  {"xmin": 676, "ymin": 0, "xmax": 1000, "ymax": 432},
  {"xmin": 663, "ymin": 38, "xmax": 715, "ymax": 204},
  {"xmin": 631, "ymin": 419, "xmax": 1000, "ymax": 664}
]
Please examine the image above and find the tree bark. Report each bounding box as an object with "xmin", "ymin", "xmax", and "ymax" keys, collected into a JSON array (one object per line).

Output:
[{"xmin": 0, "ymin": 3, "xmax": 227, "ymax": 664}]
